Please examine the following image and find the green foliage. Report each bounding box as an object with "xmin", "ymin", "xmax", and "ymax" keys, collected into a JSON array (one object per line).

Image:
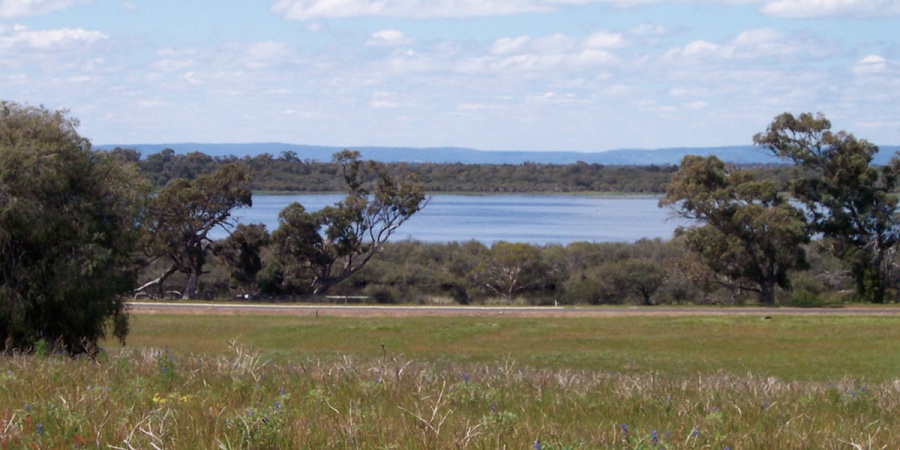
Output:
[
  {"xmin": 661, "ymin": 155, "xmax": 809, "ymax": 304},
  {"xmin": 139, "ymin": 164, "xmax": 252, "ymax": 299},
  {"xmin": 754, "ymin": 112, "xmax": 900, "ymax": 303},
  {"xmin": 474, "ymin": 242, "xmax": 552, "ymax": 299},
  {"xmin": 0, "ymin": 102, "xmax": 146, "ymax": 354},
  {"xmin": 212, "ymin": 223, "xmax": 271, "ymax": 297},
  {"xmin": 271, "ymin": 151, "xmax": 427, "ymax": 295}
]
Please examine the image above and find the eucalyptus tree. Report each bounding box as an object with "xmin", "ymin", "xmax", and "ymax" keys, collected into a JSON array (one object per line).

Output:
[
  {"xmin": 272, "ymin": 151, "xmax": 427, "ymax": 295},
  {"xmin": 661, "ymin": 155, "xmax": 809, "ymax": 304},
  {"xmin": 138, "ymin": 164, "xmax": 252, "ymax": 299},
  {"xmin": 212, "ymin": 223, "xmax": 270, "ymax": 298},
  {"xmin": 754, "ymin": 112, "xmax": 900, "ymax": 303},
  {"xmin": 0, "ymin": 102, "xmax": 147, "ymax": 354}
]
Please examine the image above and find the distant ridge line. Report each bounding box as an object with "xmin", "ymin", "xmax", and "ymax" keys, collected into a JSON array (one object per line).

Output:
[{"xmin": 97, "ymin": 142, "xmax": 900, "ymax": 166}]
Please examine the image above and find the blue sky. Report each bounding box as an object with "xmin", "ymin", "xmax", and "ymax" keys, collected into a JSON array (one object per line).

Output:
[{"xmin": 1, "ymin": 0, "xmax": 897, "ymax": 152}]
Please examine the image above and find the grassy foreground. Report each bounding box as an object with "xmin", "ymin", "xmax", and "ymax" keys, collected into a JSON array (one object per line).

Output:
[{"xmin": 0, "ymin": 313, "xmax": 897, "ymax": 448}]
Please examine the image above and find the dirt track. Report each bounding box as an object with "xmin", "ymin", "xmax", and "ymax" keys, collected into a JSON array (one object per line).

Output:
[{"xmin": 127, "ymin": 302, "xmax": 900, "ymax": 318}]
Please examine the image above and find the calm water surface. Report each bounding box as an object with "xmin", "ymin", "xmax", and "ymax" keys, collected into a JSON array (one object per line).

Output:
[{"xmin": 221, "ymin": 194, "xmax": 684, "ymax": 244}]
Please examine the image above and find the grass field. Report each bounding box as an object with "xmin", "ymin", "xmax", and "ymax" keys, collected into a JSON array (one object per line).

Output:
[{"xmin": 1, "ymin": 312, "xmax": 898, "ymax": 448}]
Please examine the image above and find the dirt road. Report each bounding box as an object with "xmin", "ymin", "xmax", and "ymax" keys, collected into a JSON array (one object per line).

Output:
[{"xmin": 127, "ymin": 302, "xmax": 900, "ymax": 318}]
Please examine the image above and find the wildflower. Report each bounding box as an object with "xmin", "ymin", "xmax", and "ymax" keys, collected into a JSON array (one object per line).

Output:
[
  {"xmin": 160, "ymin": 364, "xmax": 166, "ymax": 374},
  {"xmin": 37, "ymin": 423, "xmax": 43, "ymax": 436},
  {"xmin": 24, "ymin": 404, "xmax": 29, "ymax": 411},
  {"xmin": 651, "ymin": 429, "xmax": 658, "ymax": 444},
  {"xmin": 463, "ymin": 374, "xmax": 469, "ymax": 383},
  {"xmin": 180, "ymin": 394, "xmax": 191, "ymax": 402},
  {"xmin": 490, "ymin": 402, "xmax": 497, "ymax": 412},
  {"xmin": 280, "ymin": 386, "xmax": 286, "ymax": 396},
  {"xmin": 533, "ymin": 439, "xmax": 541, "ymax": 450},
  {"xmin": 274, "ymin": 401, "xmax": 281, "ymax": 411},
  {"xmin": 692, "ymin": 426, "xmax": 700, "ymax": 438},
  {"xmin": 762, "ymin": 401, "xmax": 769, "ymax": 410},
  {"xmin": 621, "ymin": 424, "xmax": 629, "ymax": 437}
]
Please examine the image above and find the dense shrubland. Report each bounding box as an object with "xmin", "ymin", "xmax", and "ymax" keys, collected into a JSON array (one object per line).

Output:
[{"xmin": 146, "ymin": 237, "xmax": 863, "ymax": 308}]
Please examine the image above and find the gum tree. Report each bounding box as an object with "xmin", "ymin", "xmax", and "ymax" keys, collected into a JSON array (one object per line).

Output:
[
  {"xmin": 754, "ymin": 112, "xmax": 900, "ymax": 303},
  {"xmin": 272, "ymin": 151, "xmax": 427, "ymax": 295},
  {"xmin": 661, "ymin": 155, "xmax": 809, "ymax": 304},
  {"xmin": 138, "ymin": 164, "xmax": 252, "ymax": 299}
]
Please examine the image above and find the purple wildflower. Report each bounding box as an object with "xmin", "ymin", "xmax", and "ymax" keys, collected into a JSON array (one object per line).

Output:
[
  {"xmin": 37, "ymin": 423, "xmax": 43, "ymax": 436},
  {"xmin": 533, "ymin": 440, "xmax": 541, "ymax": 450},
  {"xmin": 651, "ymin": 429, "xmax": 658, "ymax": 444}
]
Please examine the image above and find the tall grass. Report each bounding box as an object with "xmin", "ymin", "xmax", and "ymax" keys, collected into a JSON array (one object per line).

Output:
[{"xmin": 1, "ymin": 343, "xmax": 897, "ymax": 449}]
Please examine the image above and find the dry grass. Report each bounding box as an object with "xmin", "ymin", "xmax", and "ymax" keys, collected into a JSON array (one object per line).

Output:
[{"xmin": 1, "ymin": 344, "xmax": 898, "ymax": 448}]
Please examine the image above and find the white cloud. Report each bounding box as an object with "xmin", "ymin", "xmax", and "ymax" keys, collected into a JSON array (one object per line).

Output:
[
  {"xmin": 759, "ymin": 0, "xmax": 900, "ymax": 18},
  {"xmin": 0, "ymin": 0, "xmax": 90, "ymax": 18},
  {"xmin": 271, "ymin": 0, "xmax": 584, "ymax": 20},
  {"xmin": 366, "ymin": 29, "xmax": 412, "ymax": 47},
  {"xmin": 182, "ymin": 71, "xmax": 201, "ymax": 85},
  {"xmin": 479, "ymin": 31, "xmax": 619, "ymax": 73},
  {"xmin": 852, "ymin": 54, "xmax": 890, "ymax": 74},
  {"xmin": 583, "ymin": 31, "xmax": 627, "ymax": 49},
  {"xmin": 491, "ymin": 35, "xmax": 530, "ymax": 55},
  {"xmin": 667, "ymin": 28, "xmax": 820, "ymax": 62},
  {"xmin": 0, "ymin": 24, "xmax": 107, "ymax": 49},
  {"xmin": 369, "ymin": 91, "xmax": 404, "ymax": 109}
]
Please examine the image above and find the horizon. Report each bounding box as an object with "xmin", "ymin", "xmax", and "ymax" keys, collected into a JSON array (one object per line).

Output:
[{"xmin": 3, "ymin": 1, "xmax": 898, "ymax": 152}]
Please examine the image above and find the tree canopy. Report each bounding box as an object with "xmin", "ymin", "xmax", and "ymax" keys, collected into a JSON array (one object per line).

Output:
[
  {"xmin": 754, "ymin": 112, "xmax": 900, "ymax": 303},
  {"xmin": 661, "ymin": 155, "xmax": 809, "ymax": 304},
  {"xmin": 272, "ymin": 151, "xmax": 427, "ymax": 295},
  {"xmin": 0, "ymin": 102, "xmax": 147, "ymax": 354},
  {"xmin": 138, "ymin": 164, "xmax": 252, "ymax": 299}
]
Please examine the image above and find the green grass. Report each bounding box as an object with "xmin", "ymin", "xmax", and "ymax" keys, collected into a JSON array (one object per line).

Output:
[
  {"xmin": 122, "ymin": 314, "xmax": 900, "ymax": 382},
  {"xmin": 0, "ymin": 313, "xmax": 897, "ymax": 448}
]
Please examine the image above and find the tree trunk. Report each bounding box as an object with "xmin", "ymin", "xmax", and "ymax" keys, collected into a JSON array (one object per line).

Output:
[
  {"xmin": 134, "ymin": 266, "xmax": 177, "ymax": 298},
  {"xmin": 759, "ymin": 280, "xmax": 776, "ymax": 305}
]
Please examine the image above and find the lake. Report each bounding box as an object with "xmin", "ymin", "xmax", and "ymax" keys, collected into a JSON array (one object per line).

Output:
[{"xmin": 218, "ymin": 194, "xmax": 686, "ymax": 245}]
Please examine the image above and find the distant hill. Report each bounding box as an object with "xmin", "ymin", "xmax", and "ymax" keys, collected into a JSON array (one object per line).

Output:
[{"xmin": 98, "ymin": 142, "xmax": 900, "ymax": 166}]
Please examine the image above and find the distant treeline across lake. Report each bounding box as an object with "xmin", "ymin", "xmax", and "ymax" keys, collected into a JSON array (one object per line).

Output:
[{"xmin": 218, "ymin": 194, "xmax": 684, "ymax": 244}]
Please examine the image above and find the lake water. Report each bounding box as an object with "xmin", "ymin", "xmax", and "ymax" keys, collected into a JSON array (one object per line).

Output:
[{"xmin": 218, "ymin": 194, "xmax": 685, "ymax": 245}]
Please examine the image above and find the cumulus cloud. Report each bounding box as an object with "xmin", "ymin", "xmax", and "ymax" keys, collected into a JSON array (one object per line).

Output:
[
  {"xmin": 271, "ymin": 0, "xmax": 590, "ymax": 20},
  {"xmin": 479, "ymin": 31, "xmax": 620, "ymax": 73},
  {"xmin": 852, "ymin": 54, "xmax": 890, "ymax": 74},
  {"xmin": 0, "ymin": 0, "xmax": 90, "ymax": 18},
  {"xmin": 491, "ymin": 35, "xmax": 530, "ymax": 54},
  {"xmin": 366, "ymin": 29, "xmax": 412, "ymax": 47},
  {"xmin": 759, "ymin": 0, "xmax": 900, "ymax": 18},
  {"xmin": 583, "ymin": 31, "xmax": 627, "ymax": 49},
  {"xmin": 0, "ymin": 24, "xmax": 107, "ymax": 49},
  {"xmin": 666, "ymin": 28, "xmax": 821, "ymax": 62}
]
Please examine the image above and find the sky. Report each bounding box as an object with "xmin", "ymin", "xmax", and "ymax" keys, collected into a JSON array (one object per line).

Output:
[{"xmin": 1, "ymin": 0, "xmax": 898, "ymax": 152}]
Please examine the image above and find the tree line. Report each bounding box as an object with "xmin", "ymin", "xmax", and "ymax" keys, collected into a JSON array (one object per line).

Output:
[
  {"xmin": 1, "ymin": 101, "xmax": 897, "ymax": 355},
  {"xmin": 122, "ymin": 146, "xmax": 809, "ymax": 195}
]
